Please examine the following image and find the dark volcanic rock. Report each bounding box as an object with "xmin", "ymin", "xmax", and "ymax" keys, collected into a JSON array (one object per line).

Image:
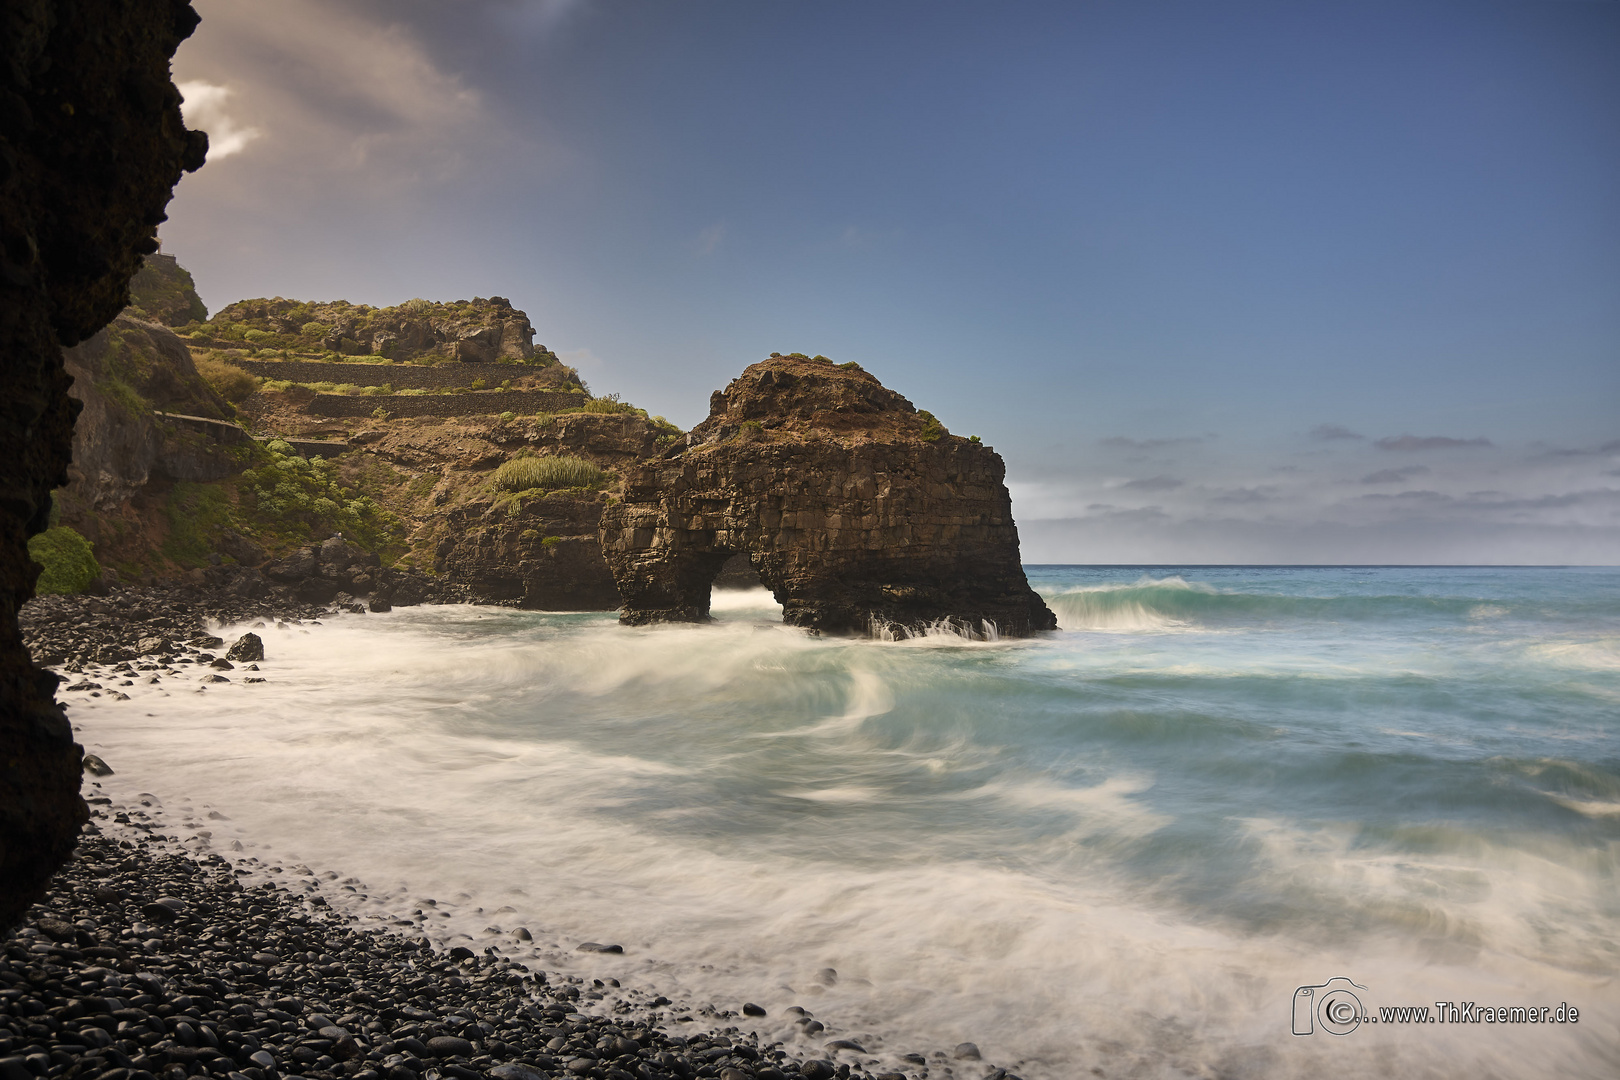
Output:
[
  {"xmin": 1, "ymin": 808, "xmax": 1006, "ymax": 1080},
  {"xmin": 0, "ymin": 0, "xmax": 206, "ymax": 929},
  {"xmin": 435, "ymin": 491, "xmax": 622, "ymax": 611},
  {"xmin": 601, "ymin": 356, "xmax": 1057, "ymax": 637},
  {"xmin": 430, "ymin": 411, "xmax": 679, "ymax": 611},
  {"xmin": 225, "ymin": 632, "xmax": 264, "ymax": 662}
]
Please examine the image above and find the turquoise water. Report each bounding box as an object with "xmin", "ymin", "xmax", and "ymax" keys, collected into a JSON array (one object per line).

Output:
[{"xmin": 69, "ymin": 566, "xmax": 1620, "ymax": 1078}]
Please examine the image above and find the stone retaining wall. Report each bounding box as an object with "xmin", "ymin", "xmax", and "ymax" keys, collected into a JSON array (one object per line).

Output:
[
  {"xmin": 228, "ymin": 357, "xmax": 559, "ymax": 390},
  {"xmin": 276, "ymin": 438, "xmax": 349, "ymax": 458},
  {"xmin": 305, "ymin": 389, "xmax": 587, "ymax": 418},
  {"xmin": 153, "ymin": 411, "xmax": 253, "ymax": 445}
]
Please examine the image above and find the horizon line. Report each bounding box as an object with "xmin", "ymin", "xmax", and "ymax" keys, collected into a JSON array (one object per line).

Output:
[{"xmin": 1020, "ymin": 563, "xmax": 1619, "ymax": 569}]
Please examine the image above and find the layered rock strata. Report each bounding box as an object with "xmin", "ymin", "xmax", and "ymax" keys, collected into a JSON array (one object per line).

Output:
[
  {"xmin": 428, "ymin": 413, "xmax": 670, "ymax": 610},
  {"xmin": 0, "ymin": 0, "xmax": 206, "ymax": 927},
  {"xmin": 601, "ymin": 356, "xmax": 1057, "ymax": 636},
  {"xmin": 434, "ymin": 492, "xmax": 622, "ymax": 610}
]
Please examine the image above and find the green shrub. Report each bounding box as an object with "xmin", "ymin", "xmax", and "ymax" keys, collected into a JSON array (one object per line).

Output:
[
  {"xmin": 239, "ymin": 445, "xmax": 397, "ymax": 551},
  {"xmin": 582, "ymin": 395, "xmax": 634, "ymax": 414},
  {"xmin": 371, "ymin": 405, "xmax": 390, "ymax": 420},
  {"xmin": 838, "ymin": 361, "xmax": 863, "ymax": 371},
  {"xmin": 519, "ymin": 529, "xmax": 540, "ymax": 541},
  {"xmin": 243, "ymin": 328, "xmax": 272, "ymax": 342},
  {"xmin": 814, "ymin": 355, "xmax": 833, "ymax": 363},
  {"xmin": 969, "ymin": 434, "xmax": 981, "ymax": 444},
  {"xmin": 194, "ymin": 355, "xmax": 259, "ymax": 403},
  {"xmin": 540, "ymin": 535, "xmax": 560, "ymax": 548},
  {"xmin": 499, "ymin": 411, "xmax": 517, "ymax": 422},
  {"xmin": 918, "ymin": 410, "xmax": 944, "ymax": 442},
  {"xmin": 28, "ymin": 526, "xmax": 100, "ymax": 595},
  {"xmin": 301, "ymin": 321, "xmax": 327, "ymax": 337},
  {"xmin": 471, "ymin": 377, "xmax": 488, "ymax": 390},
  {"xmin": 491, "ymin": 454, "xmax": 605, "ymax": 493}
]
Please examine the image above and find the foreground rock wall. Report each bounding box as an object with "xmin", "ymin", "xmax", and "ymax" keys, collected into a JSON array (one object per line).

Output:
[
  {"xmin": 0, "ymin": 0, "xmax": 205, "ymax": 928},
  {"xmin": 601, "ymin": 356, "xmax": 1057, "ymax": 636}
]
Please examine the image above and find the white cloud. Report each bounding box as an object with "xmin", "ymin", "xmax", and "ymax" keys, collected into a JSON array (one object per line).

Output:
[
  {"xmin": 177, "ymin": 81, "xmax": 262, "ymax": 159},
  {"xmin": 175, "ymin": 0, "xmax": 495, "ymax": 191}
]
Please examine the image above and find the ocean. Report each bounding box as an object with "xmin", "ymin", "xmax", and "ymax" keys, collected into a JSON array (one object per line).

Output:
[{"xmin": 68, "ymin": 566, "xmax": 1620, "ymax": 1079}]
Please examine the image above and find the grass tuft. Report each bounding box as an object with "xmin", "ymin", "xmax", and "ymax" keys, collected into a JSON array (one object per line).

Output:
[{"xmin": 491, "ymin": 454, "xmax": 605, "ymax": 493}]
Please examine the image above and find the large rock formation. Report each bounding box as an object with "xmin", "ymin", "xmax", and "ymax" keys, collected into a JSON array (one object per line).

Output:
[
  {"xmin": 0, "ymin": 0, "xmax": 206, "ymax": 928},
  {"xmin": 600, "ymin": 356, "xmax": 1057, "ymax": 636}
]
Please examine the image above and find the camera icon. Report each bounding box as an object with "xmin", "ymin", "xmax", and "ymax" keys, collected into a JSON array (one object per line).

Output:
[{"xmin": 1292, "ymin": 977, "xmax": 1368, "ymax": 1036}]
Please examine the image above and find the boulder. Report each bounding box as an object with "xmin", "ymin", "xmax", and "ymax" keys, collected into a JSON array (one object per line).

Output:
[
  {"xmin": 265, "ymin": 547, "xmax": 317, "ymax": 583},
  {"xmin": 226, "ymin": 633, "xmax": 264, "ymax": 662}
]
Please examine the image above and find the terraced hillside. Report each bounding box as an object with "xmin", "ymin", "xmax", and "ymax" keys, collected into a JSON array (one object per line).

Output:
[{"xmin": 44, "ymin": 255, "xmax": 684, "ymax": 610}]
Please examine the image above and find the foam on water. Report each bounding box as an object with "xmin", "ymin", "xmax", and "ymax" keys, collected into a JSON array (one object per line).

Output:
[{"xmin": 64, "ymin": 566, "xmax": 1620, "ymax": 1079}]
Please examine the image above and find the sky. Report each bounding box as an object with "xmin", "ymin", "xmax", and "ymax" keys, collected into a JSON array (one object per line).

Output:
[{"xmin": 163, "ymin": 0, "xmax": 1620, "ymax": 564}]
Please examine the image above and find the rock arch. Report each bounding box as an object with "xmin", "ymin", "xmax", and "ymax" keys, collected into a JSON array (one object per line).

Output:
[{"xmin": 600, "ymin": 356, "xmax": 1057, "ymax": 636}]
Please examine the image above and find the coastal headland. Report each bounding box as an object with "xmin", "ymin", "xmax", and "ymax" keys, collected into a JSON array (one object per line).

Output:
[{"xmin": 2, "ymin": 7, "xmax": 1044, "ymax": 1076}]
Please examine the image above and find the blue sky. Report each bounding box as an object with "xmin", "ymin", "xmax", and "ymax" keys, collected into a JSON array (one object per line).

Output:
[{"xmin": 166, "ymin": 0, "xmax": 1620, "ymax": 562}]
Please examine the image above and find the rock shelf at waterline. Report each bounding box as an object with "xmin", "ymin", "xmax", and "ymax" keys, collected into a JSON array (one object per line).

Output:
[{"xmin": 2, "ymin": 795, "xmax": 1027, "ymax": 1080}]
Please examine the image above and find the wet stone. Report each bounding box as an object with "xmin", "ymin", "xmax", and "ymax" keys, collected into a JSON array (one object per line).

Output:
[
  {"xmin": 1, "ymin": 792, "xmax": 991, "ymax": 1080},
  {"xmin": 425, "ymin": 1036, "xmax": 474, "ymax": 1058}
]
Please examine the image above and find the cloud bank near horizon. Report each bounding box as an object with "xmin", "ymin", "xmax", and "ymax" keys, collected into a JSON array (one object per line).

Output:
[{"xmin": 1010, "ymin": 428, "xmax": 1619, "ymax": 563}]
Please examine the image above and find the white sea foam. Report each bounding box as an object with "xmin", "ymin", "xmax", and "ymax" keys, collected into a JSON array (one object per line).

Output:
[
  {"xmin": 1529, "ymin": 636, "xmax": 1620, "ymax": 671},
  {"xmin": 59, "ymin": 586, "xmax": 1620, "ymax": 1080}
]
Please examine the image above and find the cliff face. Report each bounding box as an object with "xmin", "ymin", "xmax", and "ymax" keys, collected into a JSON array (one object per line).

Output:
[
  {"xmin": 424, "ymin": 412, "xmax": 669, "ymax": 610},
  {"xmin": 59, "ymin": 314, "xmax": 234, "ymax": 510},
  {"xmin": 0, "ymin": 0, "xmax": 206, "ymax": 927},
  {"xmin": 433, "ymin": 492, "xmax": 621, "ymax": 610},
  {"xmin": 600, "ymin": 356, "xmax": 1057, "ymax": 636}
]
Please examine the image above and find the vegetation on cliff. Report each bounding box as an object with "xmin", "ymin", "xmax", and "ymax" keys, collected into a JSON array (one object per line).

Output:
[
  {"xmin": 126, "ymin": 252, "xmax": 208, "ymax": 326},
  {"xmin": 491, "ymin": 453, "xmax": 607, "ymax": 493},
  {"xmin": 77, "ymin": 317, "xmax": 231, "ymax": 421},
  {"xmin": 26, "ymin": 526, "xmax": 101, "ymax": 595},
  {"xmin": 194, "ymin": 295, "xmax": 560, "ymax": 366}
]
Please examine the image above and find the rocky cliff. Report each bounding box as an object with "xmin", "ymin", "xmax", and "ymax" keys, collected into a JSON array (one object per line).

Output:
[
  {"xmin": 209, "ymin": 295, "xmax": 557, "ymax": 366},
  {"xmin": 125, "ymin": 250, "xmax": 208, "ymax": 325},
  {"xmin": 601, "ymin": 355, "xmax": 1057, "ymax": 636},
  {"xmin": 420, "ymin": 412, "xmax": 668, "ymax": 610},
  {"xmin": 59, "ymin": 313, "xmax": 234, "ymax": 512},
  {"xmin": 0, "ymin": 0, "xmax": 206, "ymax": 927}
]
